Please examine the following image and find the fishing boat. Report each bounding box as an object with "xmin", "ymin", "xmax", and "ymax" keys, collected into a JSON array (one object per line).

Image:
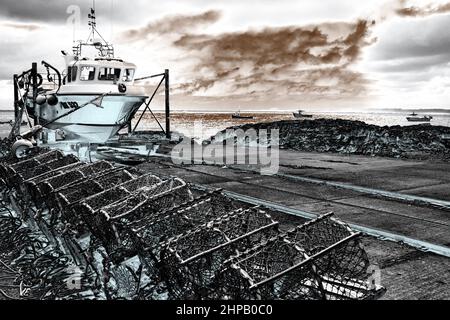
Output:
[
  {"xmin": 25, "ymin": 6, "xmax": 147, "ymax": 143},
  {"xmin": 293, "ymin": 110, "xmax": 313, "ymax": 118},
  {"xmin": 406, "ymin": 112, "xmax": 433, "ymax": 122},
  {"xmin": 232, "ymin": 111, "xmax": 254, "ymax": 120}
]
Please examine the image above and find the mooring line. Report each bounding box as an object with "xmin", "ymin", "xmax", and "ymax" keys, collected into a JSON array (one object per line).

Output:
[{"xmin": 192, "ymin": 185, "xmax": 450, "ymax": 258}]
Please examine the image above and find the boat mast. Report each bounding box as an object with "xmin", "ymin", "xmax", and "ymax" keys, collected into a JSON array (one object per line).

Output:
[{"xmin": 72, "ymin": 0, "xmax": 114, "ymax": 58}]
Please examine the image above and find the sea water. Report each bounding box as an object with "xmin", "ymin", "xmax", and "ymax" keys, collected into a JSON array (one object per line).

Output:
[{"xmin": 2, "ymin": 110, "xmax": 450, "ymax": 141}]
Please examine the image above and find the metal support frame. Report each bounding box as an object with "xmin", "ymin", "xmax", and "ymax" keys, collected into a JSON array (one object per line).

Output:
[
  {"xmin": 13, "ymin": 74, "xmax": 19, "ymax": 122},
  {"xmin": 165, "ymin": 69, "xmax": 170, "ymax": 139},
  {"xmin": 131, "ymin": 70, "xmax": 171, "ymax": 139},
  {"xmin": 31, "ymin": 62, "xmax": 38, "ymax": 126}
]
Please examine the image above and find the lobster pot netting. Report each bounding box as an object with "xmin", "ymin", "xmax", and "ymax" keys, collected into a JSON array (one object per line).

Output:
[
  {"xmin": 89, "ymin": 178, "xmax": 193, "ymax": 260},
  {"xmin": 0, "ymin": 138, "xmax": 13, "ymax": 159},
  {"xmin": 3, "ymin": 150, "xmax": 63, "ymax": 178},
  {"xmin": 23, "ymin": 162, "xmax": 87, "ymax": 202},
  {"xmin": 219, "ymin": 214, "xmax": 377, "ymax": 300},
  {"xmin": 219, "ymin": 238, "xmax": 323, "ymax": 300},
  {"xmin": 55, "ymin": 169, "xmax": 138, "ymax": 227},
  {"xmin": 78, "ymin": 174, "xmax": 164, "ymax": 217},
  {"xmin": 56, "ymin": 169, "xmax": 137, "ymax": 208},
  {"xmin": 10, "ymin": 155, "xmax": 80, "ymax": 187},
  {"xmin": 285, "ymin": 214, "xmax": 370, "ymax": 283},
  {"xmin": 131, "ymin": 191, "xmax": 236, "ymax": 257},
  {"xmin": 37, "ymin": 161, "xmax": 115, "ymax": 197},
  {"xmin": 1, "ymin": 147, "xmax": 50, "ymax": 178},
  {"xmin": 101, "ymin": 178, "xmax": 190, "ymax": 220},
  {"xmin": 159, "ymin": 207, "xmax": 278, "ymax": 300}
]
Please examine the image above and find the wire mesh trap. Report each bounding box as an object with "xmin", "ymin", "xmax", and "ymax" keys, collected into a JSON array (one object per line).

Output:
[
  {"xmin": 88, "ymin": 178, "xmax": 193, "ymax": 261},
  {"xmin": 218, "ymin": 213, "xmax": 384, "ymax": 300},
  {"xmin": 129, "ymin": 190, "xmax": 236, "ymax": 263},
  {"xmin": 158, "ymin": 207, "xmax": 279, "ymax": 299},
  {"xmin": 0, "ymin": 147, "xmax": 385, "ymax": 300},
  {"xmin": 27, "ymin": 160, "xmax": 116, "ymax": 204}
]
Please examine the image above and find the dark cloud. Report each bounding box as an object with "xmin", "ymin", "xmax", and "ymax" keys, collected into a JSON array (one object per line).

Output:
[
  {"xmin": 121, "ymin": 10, "xmax": 221, "ymax": 41},
  {"xmin": 396, "ymin": 1, "xmax": 450, "ymax": 17},
  {"xmin": 168, "ymin": 19, "xmax": 373, "ymax": 99}
]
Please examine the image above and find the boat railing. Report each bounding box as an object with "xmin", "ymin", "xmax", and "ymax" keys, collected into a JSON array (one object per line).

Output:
[{"xmin": 38, "ymin": 72, "xmax": 60, "ymax": 91}]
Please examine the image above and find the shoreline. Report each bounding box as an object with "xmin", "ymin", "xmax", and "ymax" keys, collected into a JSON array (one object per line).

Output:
[{"xmin": 208, "ymin": 118, "xmax": 450, "ymax": 161}]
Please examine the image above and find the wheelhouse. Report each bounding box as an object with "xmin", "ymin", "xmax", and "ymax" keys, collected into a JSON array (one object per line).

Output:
[{"xmin": 65, "ymin": 58, "xmax": 137, "ymax": 85}]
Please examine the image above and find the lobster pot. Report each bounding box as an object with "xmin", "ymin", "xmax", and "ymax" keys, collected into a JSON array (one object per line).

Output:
[
  {"xmin": 101, "ymin": 178, "xmax": 190, "ymax": 221},
  {"xmin": 74, "ymin": 174, "xmax": 162, "ymax": 238},
  {"xmin": 55, "ymin": 169, "xmax": 138, "ymax": 228},
  {"xmin": 219, "ymin": 237, "xmax": 323, "ymax": 300},
  {"xmin": 3, "ymin": 150, "xmax": 63, "ymax": 180},
  {"xmin": 6, "ymin": 152, "xmax": 70, "ymax": 188},
  {"xmin": 131, "ymin": 190, "xmax": 235, "ymax": 261},
  {"xmin": 286, "ymin": 213, "xmax": 370, "ymax": 285},
  {"xmin": 92, "ymin": 178, "xmax": 192, "ymax": 261},
  {"xmin": 159, "ymin": 207, "xmax": 279, "ymax": 300},
  {"xmin": 20, "ymin": 162, "xmax": 85, "ymax": 203},
  {"xmin": 220, "ymin": 214, "xmax": 384, "ymax": 300},
  {"xmin": 35, "ymin": 161, "xmax": 115, "ymax": 200},
  {"xmin": 0, "ymin": 147, "xmax": 49, "ymax": 178},
  {"xmin": 11, "ymin": 154, "xmax": 79, "ymax": 187}
]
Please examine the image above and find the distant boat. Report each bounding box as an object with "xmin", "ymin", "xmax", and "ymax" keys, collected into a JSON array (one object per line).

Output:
[
  {"xmin": 406, "ymin": 112, "xmax": 433, "ymax": 122},
  {"xmin": 232, "ymin": 111, "xmax": 254, "ymax": 119},
  {"xmin": 293, "ymin": 110, "xmax": 313, "ymax": 118}
]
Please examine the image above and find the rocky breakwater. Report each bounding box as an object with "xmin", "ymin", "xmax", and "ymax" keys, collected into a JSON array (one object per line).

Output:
[{"xmin": 213, "ymin": 119, "xmax": 450, "ymax": 160}]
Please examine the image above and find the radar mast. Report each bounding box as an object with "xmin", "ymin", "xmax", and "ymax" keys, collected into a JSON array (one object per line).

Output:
[{"xmin": 72, "ymin": 1, "xmax": 114, "ymax": 58}]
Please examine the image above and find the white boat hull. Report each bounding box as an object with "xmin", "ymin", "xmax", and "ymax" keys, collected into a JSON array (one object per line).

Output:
[{"xmin": 30, "ymin": 94, "xmax": 146, "ymax": 143}]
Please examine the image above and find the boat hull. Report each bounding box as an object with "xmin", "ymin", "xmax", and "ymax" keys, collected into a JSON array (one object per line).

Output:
[
  {"xmin": 406, "ymin": 117, "xmax": 432, "ymax": 122},
  {"xmin": 232, "ymin": 115, "xmax": 254, "ymax": 120},
  {"xmin": 293, "ymin": 114, "xmax": 313, "ymax": 118},
  {"xmin": 30, "ymin": 94, "xmax": 146, "ymax": 143},
  {"xmin": 293, "ymin": 112, "xmax": 313, "ymax": 118}
]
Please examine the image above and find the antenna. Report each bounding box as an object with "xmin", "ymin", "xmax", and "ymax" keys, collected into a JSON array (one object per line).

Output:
[
  {"xmin": 72, "ymin": 0, "xmax": 114, "ymax": 58},
  {"xmin": 110, "ymin": 0, "xmax": 114, "ymax": 43},
  {"xmin": 87, "ymin": 1, "xmax": 96, "ymax": 43}
]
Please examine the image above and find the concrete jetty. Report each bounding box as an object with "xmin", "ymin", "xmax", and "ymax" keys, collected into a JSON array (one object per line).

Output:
[{"xmin": 139, "ymin": 148, "xmax": 450, "ymax": 300}]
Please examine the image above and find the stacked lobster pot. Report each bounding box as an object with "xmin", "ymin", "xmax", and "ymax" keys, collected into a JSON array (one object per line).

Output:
[
  {"xmin": 24, "ymin": 161, "xmax": 115, "ymax": 207},
  {"xmin": 129, "ymin": 189, "xmax": 237, "ymax": 266},
  {"xmin": 0, "ymin": 146, "xmax": 385, "ymax": 300},
  {"xmin": 218, "ymin": 213, "xmax": 380, "ymax": 300},
  {"xmin": 1, "ymin": 150, "xmax": 79, "ymax": 189},
  {"xmin": 158, "ymin": 207, "xmax": 279, "ymax": 299},
  {"xmin": 57, "ymin": 172, "xmax": 160, "ymax": 230},
  {"xmin": 82, "ymin": 177, "xmax": 193, "ymax": 261}
]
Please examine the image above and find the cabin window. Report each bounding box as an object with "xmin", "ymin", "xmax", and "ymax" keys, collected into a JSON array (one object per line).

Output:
[
  {"xmin": 122, "ymin": 69, "xmax": 135, "ymax": 82},
  {"xmin": 67, "ymin": 66, "xmax": 78, "ymax": 83},
  {"xmin": 98, "ymin": 67, "xmax": 121, "ymax": 81},
  {"xmin": 80, "ymin": 66, "xmax": 96, "ymax": 81}
]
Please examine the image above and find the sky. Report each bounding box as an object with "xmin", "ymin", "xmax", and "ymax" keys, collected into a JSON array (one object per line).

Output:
[{"xmin": 1, "ymin": 0, "xmax": 450, "ymax": 111}]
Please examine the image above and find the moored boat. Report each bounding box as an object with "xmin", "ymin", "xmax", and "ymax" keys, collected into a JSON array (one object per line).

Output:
[
  {"xmin": 293, "ymin": 110, "xmax": 313, "ymax": 118},
  {"xmin": 406, "ymin": 112, "xmax": 433, "ymax": 122},
  {"xmin": 25, "ymin": 6, "xmax": 147, "ymax": 143},
  {"xmin": 232, "ymin": 111, "xmax": 254, "ymax": 120}
]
